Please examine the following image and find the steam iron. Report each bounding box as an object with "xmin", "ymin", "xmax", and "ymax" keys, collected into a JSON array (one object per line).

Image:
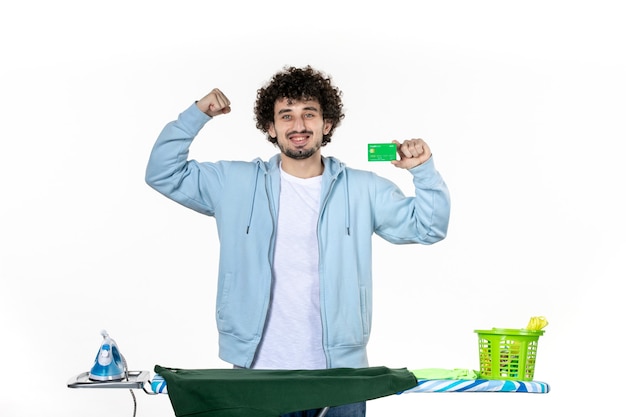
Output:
[{"xmin": 88, "ymin": 330, "xmax": 126, "ymax": 381}]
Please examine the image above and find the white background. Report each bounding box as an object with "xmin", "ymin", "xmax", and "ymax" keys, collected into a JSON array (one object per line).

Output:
[{"xmin": 1, "ymin": 1, "xmax": 624, "ymax": 416}]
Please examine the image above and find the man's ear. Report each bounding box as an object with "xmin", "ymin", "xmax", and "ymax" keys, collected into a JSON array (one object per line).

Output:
[
  {"xmin": 268, "ymin": 123, "xmax": 277, "ymax": 138},
  {"xmin": 323, "ymin": 120, "xmax": 333, "ymax": 135}
]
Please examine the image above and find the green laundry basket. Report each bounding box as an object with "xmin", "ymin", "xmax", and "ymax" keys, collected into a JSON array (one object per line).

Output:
[{"xmin": 474, "ymin": 328, "xmax": 545, "ymax": 381}]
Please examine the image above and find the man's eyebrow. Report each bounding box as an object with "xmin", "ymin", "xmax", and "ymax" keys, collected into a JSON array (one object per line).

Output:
[{"xmin": 276, "ymin": 105, "xmax": 321, "ymax": 115}]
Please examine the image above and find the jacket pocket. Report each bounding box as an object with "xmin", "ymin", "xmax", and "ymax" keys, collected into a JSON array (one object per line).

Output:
[{"xmin": 216, "ymin": 272, "xmax": 233, "ymax": 331}]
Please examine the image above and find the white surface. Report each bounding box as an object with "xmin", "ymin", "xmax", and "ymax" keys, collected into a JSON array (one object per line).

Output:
[{"xmin": 1, "ymin": 1, "xmax": 624, "ymax": 416}]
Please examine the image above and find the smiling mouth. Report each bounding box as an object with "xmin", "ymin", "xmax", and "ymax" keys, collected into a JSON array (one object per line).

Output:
[
  {"xmin": 289, "ymin": 135, "xmax": 310, "ymax": 147},
  {"xmin": 291, "ymin": 139, "xmax": 307, "ymax": 147}
]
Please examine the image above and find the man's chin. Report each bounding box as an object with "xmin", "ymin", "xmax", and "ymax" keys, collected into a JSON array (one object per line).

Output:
[{"xmin": 282, "ymin": 148, "xmax": 317, "ymax": 160}]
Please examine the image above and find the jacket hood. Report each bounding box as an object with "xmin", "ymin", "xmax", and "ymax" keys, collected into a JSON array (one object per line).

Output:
[{"xmin": 246, "ymin": 154, "xmax": 350, "ymax": 235}]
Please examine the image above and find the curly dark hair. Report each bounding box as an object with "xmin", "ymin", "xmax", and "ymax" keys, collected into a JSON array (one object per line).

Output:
[{"xmin": 254, "ymin": 65, "xmax": 344, "ymax": 146}]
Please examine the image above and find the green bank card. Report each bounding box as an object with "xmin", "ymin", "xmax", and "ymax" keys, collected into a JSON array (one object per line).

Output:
[{"xmin": 368, "ymin": 143, "xmax": 397, "ymax": 161}]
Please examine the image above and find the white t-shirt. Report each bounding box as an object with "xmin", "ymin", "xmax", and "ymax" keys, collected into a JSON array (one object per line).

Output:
[{"xmin": 251, "ymin": 167, "xmax": 326, "ymax": 370}]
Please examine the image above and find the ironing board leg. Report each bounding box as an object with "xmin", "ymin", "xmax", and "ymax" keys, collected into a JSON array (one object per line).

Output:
[{"xmin": 315, "ymin": 406, "xmax": 330, "ymax": 417}]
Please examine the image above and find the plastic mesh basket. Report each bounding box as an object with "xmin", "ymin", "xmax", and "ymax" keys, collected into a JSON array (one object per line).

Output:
[{"xmin": 474, "ymin": 328, "xmax": 544, "ymax": 381}]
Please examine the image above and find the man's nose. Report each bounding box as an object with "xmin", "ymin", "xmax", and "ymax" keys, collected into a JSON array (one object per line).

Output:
[{"xmin": 293, "ymin": 115, "xmax": 306, "ymax": 131}]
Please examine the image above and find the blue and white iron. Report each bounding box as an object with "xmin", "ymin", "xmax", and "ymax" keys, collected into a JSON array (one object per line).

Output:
[{"xmin": 88, "ymin": 330, "xmax": 126, "ymax": 381}]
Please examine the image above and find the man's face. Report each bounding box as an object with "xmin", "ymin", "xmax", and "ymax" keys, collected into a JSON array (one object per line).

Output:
[{"xmin": 268, "ymin": 97, "xmax": 333, "ymax": 160}]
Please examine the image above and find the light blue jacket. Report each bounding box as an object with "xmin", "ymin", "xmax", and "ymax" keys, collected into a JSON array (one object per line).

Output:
[{"xmin": 146, "ymin": 104, "xmax": 451, "ymax": 368}]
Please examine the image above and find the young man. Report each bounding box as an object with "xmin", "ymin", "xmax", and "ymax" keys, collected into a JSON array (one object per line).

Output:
[{"xmin": 145, "ymin": 66, "xmax": 451, "ymax": 417}]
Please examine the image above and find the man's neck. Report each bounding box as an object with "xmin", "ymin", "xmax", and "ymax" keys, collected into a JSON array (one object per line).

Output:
[{"xmin": 280, "ymin": 154, "xmax": 324, "ymax": 178}]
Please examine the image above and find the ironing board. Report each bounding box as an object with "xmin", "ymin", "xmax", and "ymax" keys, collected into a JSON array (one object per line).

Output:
[
  {"xmin": 68, "ymin": 367, "xmax": 550, "ymax": 417},
  {"xmin": 67, "ymin": 369, "xmax": 550, "ymax": 394}
]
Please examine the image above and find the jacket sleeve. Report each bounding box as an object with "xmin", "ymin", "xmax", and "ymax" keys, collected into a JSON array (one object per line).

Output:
[
  {"xmin": 145, "ymin": 103, "xmax": 222, "ymax": 216},
  {"xmin": 374, "ymin": 157, "xmax": 451, "ymax": 244}
]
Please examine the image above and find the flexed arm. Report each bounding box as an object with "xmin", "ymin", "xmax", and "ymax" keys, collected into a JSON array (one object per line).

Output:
[
  {"xmin": 145, "ymin": 89, "xmax": 232, "ymax": 215},
  {"xmin": 372, "ymin": 137, "xmax": 450, "ymax": 244}
]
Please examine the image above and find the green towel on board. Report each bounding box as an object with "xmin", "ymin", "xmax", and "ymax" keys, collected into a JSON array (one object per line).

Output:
[{"xmin": 155, "ymin": 365, "xmax": 417, "ymax": 417}]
